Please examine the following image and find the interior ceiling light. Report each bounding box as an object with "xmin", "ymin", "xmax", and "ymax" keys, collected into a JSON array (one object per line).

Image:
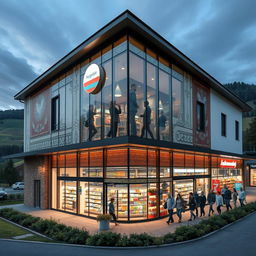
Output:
[{"xmin": 115, "ymin": 84, "xmax": 122, "ymax": 97}]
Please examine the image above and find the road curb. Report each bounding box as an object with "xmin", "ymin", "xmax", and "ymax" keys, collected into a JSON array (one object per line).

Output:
[{"xmin": 0, "ymin": 211, "xmax": 255, "ymax": 250}]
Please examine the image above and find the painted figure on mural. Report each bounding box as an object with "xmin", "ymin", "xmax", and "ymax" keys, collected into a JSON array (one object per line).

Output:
[
  {"xmin": 130, "ymin": 83, "xmax": 139, "ymax": 136},
  {"xmin": 107, "ymin": 101, "xmax": 121, "ymax": 137},
  {"xmin": 140, "ymin": 100, "xmax": 154, "ymax": 139}
]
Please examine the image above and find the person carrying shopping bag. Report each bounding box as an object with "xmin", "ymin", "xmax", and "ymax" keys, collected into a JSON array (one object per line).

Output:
[
  {"xmin": 216, "ymin": 191, "xmax": 224, "ymax": 215},
  {"xmin": 166, "ymin": 193, "xmax": 175, "ymax": 225},
  {"xmin": 175, "ymin": 193, "xmax": 185, "ymax": 223}
]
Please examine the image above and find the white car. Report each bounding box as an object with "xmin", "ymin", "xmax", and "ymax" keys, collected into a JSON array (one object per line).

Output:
[{"xmin": 12, "ymin": 182, "xmax": 24, "ymax": 190}]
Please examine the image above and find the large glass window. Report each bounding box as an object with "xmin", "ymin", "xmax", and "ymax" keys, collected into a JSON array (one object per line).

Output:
[
  {"xmin": 87, "ymin": 182, "xmax": 103, "ymax": 216},
  {"xmin": 160, "ymin": 150, "xmax": 171, "ymax": 177},
  {"xmin": 173, "ymin": 179, "xmax": 193, "ymax": 202},
  {"xmin": 148, "ymin": 183, "xmax": 158, "ymax": 219},
  {"xmin": 160, "ymin": 181, "xmax": 171, "ymax": 216},
  {"xmin": 113, "ymin": 52, "xmax": 127, "ymax": 137},
  {"xmin": 107, "ymin": 184, "xmax": 128, "ymax": 220},
  {"xmin": 51, "ymin": 168, "xmax": 57, "ymax": 209},
  {"xmin": 79, "ymin": 181, "xmax": 89, "ymax": 215},
  {"xmin": 130, "ymin": 184, "xmax": 147, "ymax": 220},
  {"xmin": 159, "ymin": 70, "xmax": 171, "ymax": 141},
  {"xmin": 172, "ymin": 77, "xmax": 183, "ymax": 121},
  {"xmin": 129, "ymin": 148, "xmax": 147, "ymax": 178},
  {"xmin": 89, "ymin": 150, "xmax": 103, "ymax": 177},
  {"xmin": 148, "ymin": 149, "xmax": 157, "ymax": 178},
  {"xmin": 79, "ymin": 151, "xmax": 89, "ymax": 177},
  {"xmin": 58, "ymin": 180, "xmax": 77, "ymax": 213},
  {"xmin": 80, "ymin": 62, "xmax": 89, "ymax": 142},
  {"xmin": 102, "ymin": 60, "xmax": 112, "ymax": 138},
  {"xmin": 145, "ymin": 62, "xmax": 157, "ymax": 139},
  {"xmin": 129, "ymin": 53, "xmax": 145, "ymax": 137},
  {"xmin": 106, "ymin": 148, "xmax": 128, "ymax": 178},
  {"xmin": 250, "ymin": 169, "xmax": 256, "ymax": 186},
  {"xmin": 65, "ymin": 153, "xmax": 77, "ymax": 176},
  {"xmin": 51, "ymin": 96, "xmax": 59, "ymax": 131}
]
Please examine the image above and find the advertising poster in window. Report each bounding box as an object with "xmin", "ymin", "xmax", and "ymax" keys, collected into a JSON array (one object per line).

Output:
[
  {"xmin": 193, "ymin": 80, "xmax": 210, "ymax": 147},
  {"xmin": 30, "ymin": 89, "xmax": 50, "ymax": 137},
  {"xmin": 212, "ymin": 179, "xmax": 221, "ymax": 193}
]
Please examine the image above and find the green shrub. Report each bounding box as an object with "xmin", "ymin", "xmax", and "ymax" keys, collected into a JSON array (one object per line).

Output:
[
  {"xmin": 8, "ymin": 213, "xmax": 28, "ymax": 224},
  {"xmin": 163, "ymin": 233, "xmax": 175, "ymax": 244},
  {"xmin": 31, "ymin": 219, "xmax": 58, "ymax": 233},
  {"xmin": 8, "ymin": 194, "xmax": 15, "ymax": 200},
  {"xmin": 20, "ymin": 216, "xmax": 40, "ymax": 228},
  {"xmin": 63, "ymin": 228, "xmax": 89, "ymax": 244},
  {"xmin": 16, "ymin": 194, "xmax": 23, "ymax": 200},
  {"xmin": 174, "ymin": 225, "xmax": 204, "ymax": 242},
  {"xmin": 86, "ymin": 232, "xmax": 121, "ymax": 246},
  {"xmin": 221, "ymin": 212, "xmax": 236, "ymax": 223}
]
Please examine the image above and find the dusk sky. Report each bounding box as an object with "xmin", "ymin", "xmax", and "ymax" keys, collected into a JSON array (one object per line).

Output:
[{"xmin": 0, "ymin": 0, "xmax": 255, "ymax": 110}]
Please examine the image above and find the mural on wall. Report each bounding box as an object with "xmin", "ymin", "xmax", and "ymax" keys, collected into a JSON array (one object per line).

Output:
[
  {"xmin": 173, "ymin": 71, "xmax": 193, "ymax": 145},
  {"xmin": 30, "ymin": 89, "xmax": 50, "ymax": 137},
  {"xmin": 193, "ymin": 80, "xmax": 210, "ymax": 147}
]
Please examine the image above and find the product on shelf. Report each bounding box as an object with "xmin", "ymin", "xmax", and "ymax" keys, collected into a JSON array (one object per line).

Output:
[{"xmin": 62, "ymin": 185, "xmax": 76, "ymax": 211}]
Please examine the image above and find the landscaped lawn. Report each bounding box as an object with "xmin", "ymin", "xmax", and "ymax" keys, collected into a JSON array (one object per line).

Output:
[
  {"xmin": 0, "ymin": 200, "xmax": 23, "ymax": 206},
  {"xmin": 0, "ymin": 218, "xmax": 52, "ymax": 242},
  {"xmin": 0, "ymin": 218, "xmax": 27, "ymax": 238}
]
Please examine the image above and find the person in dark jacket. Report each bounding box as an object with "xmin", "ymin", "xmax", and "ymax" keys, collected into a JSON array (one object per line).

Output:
[
  {"xmin": 107, "ymin": 101, "xmax": 121, "ymax": 137},
  {"xmin": 224, "ymin": 188, "xmax": 232, "ymax": 211},
  {"xmin": 199, "ymin": 191, "xmax": 206, "ymax": 217},
  {"xmin": 129, "ymin": 84, "xmax": 139, "ymax": 136},
  {"xmin": 87, "ymin": 104, "xmax": 97, "ymax": 141},
  {"xmin": 193, "ymin": 192, "xmax": 200, "ymax": 217},
  {"xmin": 207, "ymin": 190, "xmax": 216, "ymax": 216},
  {"xmin": 140, "ymin": 100, "xmax": 154, "ymax": 139},
  {"xmin": 109, "ymin": 198, "xmax": 118, "ymax": 226},
  {"xmin": 188, "ymin": 192, "xmax": 196, "ymax": 221}
]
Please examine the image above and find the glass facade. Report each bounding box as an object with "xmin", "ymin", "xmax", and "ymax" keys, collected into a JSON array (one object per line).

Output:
[
  {"xmin": 78, "ymin": 34, "xmax": 192, "ymax": 143},
  {"xmin": 50, "ymin": 146, "xmax": 243, "ymax": 222}
]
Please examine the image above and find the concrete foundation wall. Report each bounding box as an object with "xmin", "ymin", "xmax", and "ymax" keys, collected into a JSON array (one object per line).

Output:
[{"xmin": 24, "ymin": 155, "xmax": 50, "ymax": 209}]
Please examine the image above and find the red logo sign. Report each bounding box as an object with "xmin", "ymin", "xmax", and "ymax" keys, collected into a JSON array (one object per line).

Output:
[{"xmin": 220, "ymin": 159, "xmax": 237, "ymax": 168}]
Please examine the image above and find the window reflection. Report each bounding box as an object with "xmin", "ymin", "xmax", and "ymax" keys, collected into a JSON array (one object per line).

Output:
[
  {"xmin": 159, "ymin": 70, "xmax": 171, "ymax": 140},
  {"xmin": 129, "ymin": 53, "xmax": 145, "ymax": 136},
  {"xmin": 113, "ymin": 52, "xmax": 127, "ymax": 137},
  {"xmin": 172, "ymin": 77, "xmax": 183, "ymax": 120},
  {"xmin": 102, "ymin": 60, "xmax": 112, "ymax": 138}
]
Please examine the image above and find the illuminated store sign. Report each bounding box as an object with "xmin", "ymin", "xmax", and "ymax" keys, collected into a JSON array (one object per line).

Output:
[
  {"xmin": 220, "ymin": 159, "xmax": 237, "ymax": 168},
  {"xmin": 83, "ymin": 63, "xmax": 105, "ymax": 94}
]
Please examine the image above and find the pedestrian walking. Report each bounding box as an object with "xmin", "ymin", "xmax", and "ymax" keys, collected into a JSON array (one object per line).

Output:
[
  {"xmin": 108, "ymin": 198, "xmax": 118, "ymax": 226},
  {"xmin": 232, "ymin": 188, "xmax": 238, "ymax": 208},
  {"xmin": 207, "ymin": 190, "xmax": 216, "ymax": 216},
  {"xmin": 239, "ymin": 188, "xmax": 246, "ymax": 207},
  {"xmin": 199, "ymin": 191, "xmax": 206, "ymax": 217},
  {"xmin": 188, "ymin": 192, "xmax": 196, "ymax": 221},
  {"xmin": 193, "ymin": 191, "xmax": 200, "ymax": 217},
  {"xmin": 224, "ymin": 187, "xmax": 232, "ymax": 211},
  {"xmin": 221, "ymin": 185, "xmax": 227, "ymax": 204},
  {"xmin": 166, "ymin": 193, "xmax": 175, "ymax": 225},
  {"xmin": 216, "ymin": 191, "xmax": 224, "ymax": 215},
  {"xmin": 175, "ymin": 193, "xmax": 185, "ymax": 223}
]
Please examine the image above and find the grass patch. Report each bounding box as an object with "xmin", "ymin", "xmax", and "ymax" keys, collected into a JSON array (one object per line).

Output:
[
  {"xmin": 0, "ymin": 200, "xmax": 23, "ymax": 206},
  {"xmin": 0, "ymin": 218, "xmax": 27, "ymax": 238},
  {"xmin": 21, "ymin": 235, "xmax": 53, "ymax": 242}
]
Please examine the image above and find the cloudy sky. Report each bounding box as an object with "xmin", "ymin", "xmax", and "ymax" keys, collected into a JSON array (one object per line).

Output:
[{"xmin": 0, "ymin": 0, "xmax": 255, "ymax": 110}]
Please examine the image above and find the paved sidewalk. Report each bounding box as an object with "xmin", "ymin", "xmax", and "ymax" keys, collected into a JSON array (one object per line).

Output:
[{"xmin": 1, "ymin": 187, "xmax": 255, "ymax": 236}]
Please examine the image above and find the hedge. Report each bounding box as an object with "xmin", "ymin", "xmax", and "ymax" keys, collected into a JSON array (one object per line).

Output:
[{"xmin": 0, "ymin": 202, "xmax": 256, "ymax": 247}]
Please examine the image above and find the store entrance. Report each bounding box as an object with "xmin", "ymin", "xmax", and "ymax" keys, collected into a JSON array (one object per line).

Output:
[{"xmin": 107, "ymin": 184, "xmax": 128, "ymax": 220}]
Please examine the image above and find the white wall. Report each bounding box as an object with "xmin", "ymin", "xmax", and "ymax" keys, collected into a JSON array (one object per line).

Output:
[{"xmin": 210, "ymin": 89, "xmax": 243, "ymax": 154}]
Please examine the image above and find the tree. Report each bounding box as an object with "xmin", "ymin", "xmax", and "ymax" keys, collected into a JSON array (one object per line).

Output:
[{"xmin": 3, "ymin": 159, "xmax": 20, "ymax": 186}]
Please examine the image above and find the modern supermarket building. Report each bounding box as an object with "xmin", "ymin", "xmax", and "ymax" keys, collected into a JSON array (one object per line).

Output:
[{"xmin": 12, "ymin": 10, "xmax": 253, "ymax": 222}]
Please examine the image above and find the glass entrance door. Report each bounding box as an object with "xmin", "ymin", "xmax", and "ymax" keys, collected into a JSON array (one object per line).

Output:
[{"xmin": 107, "ymin": 184, "xmax": 128, "ymax": 220}]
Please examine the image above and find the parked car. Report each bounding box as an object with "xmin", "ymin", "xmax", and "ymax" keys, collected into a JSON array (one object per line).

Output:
[
  {"xmin": 12, "ymin": 182, "xmax": 24, "ymax": 190},
  {"xmin": 0, "ymin": 189, "xmax": 7, "ymax": 200}
]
